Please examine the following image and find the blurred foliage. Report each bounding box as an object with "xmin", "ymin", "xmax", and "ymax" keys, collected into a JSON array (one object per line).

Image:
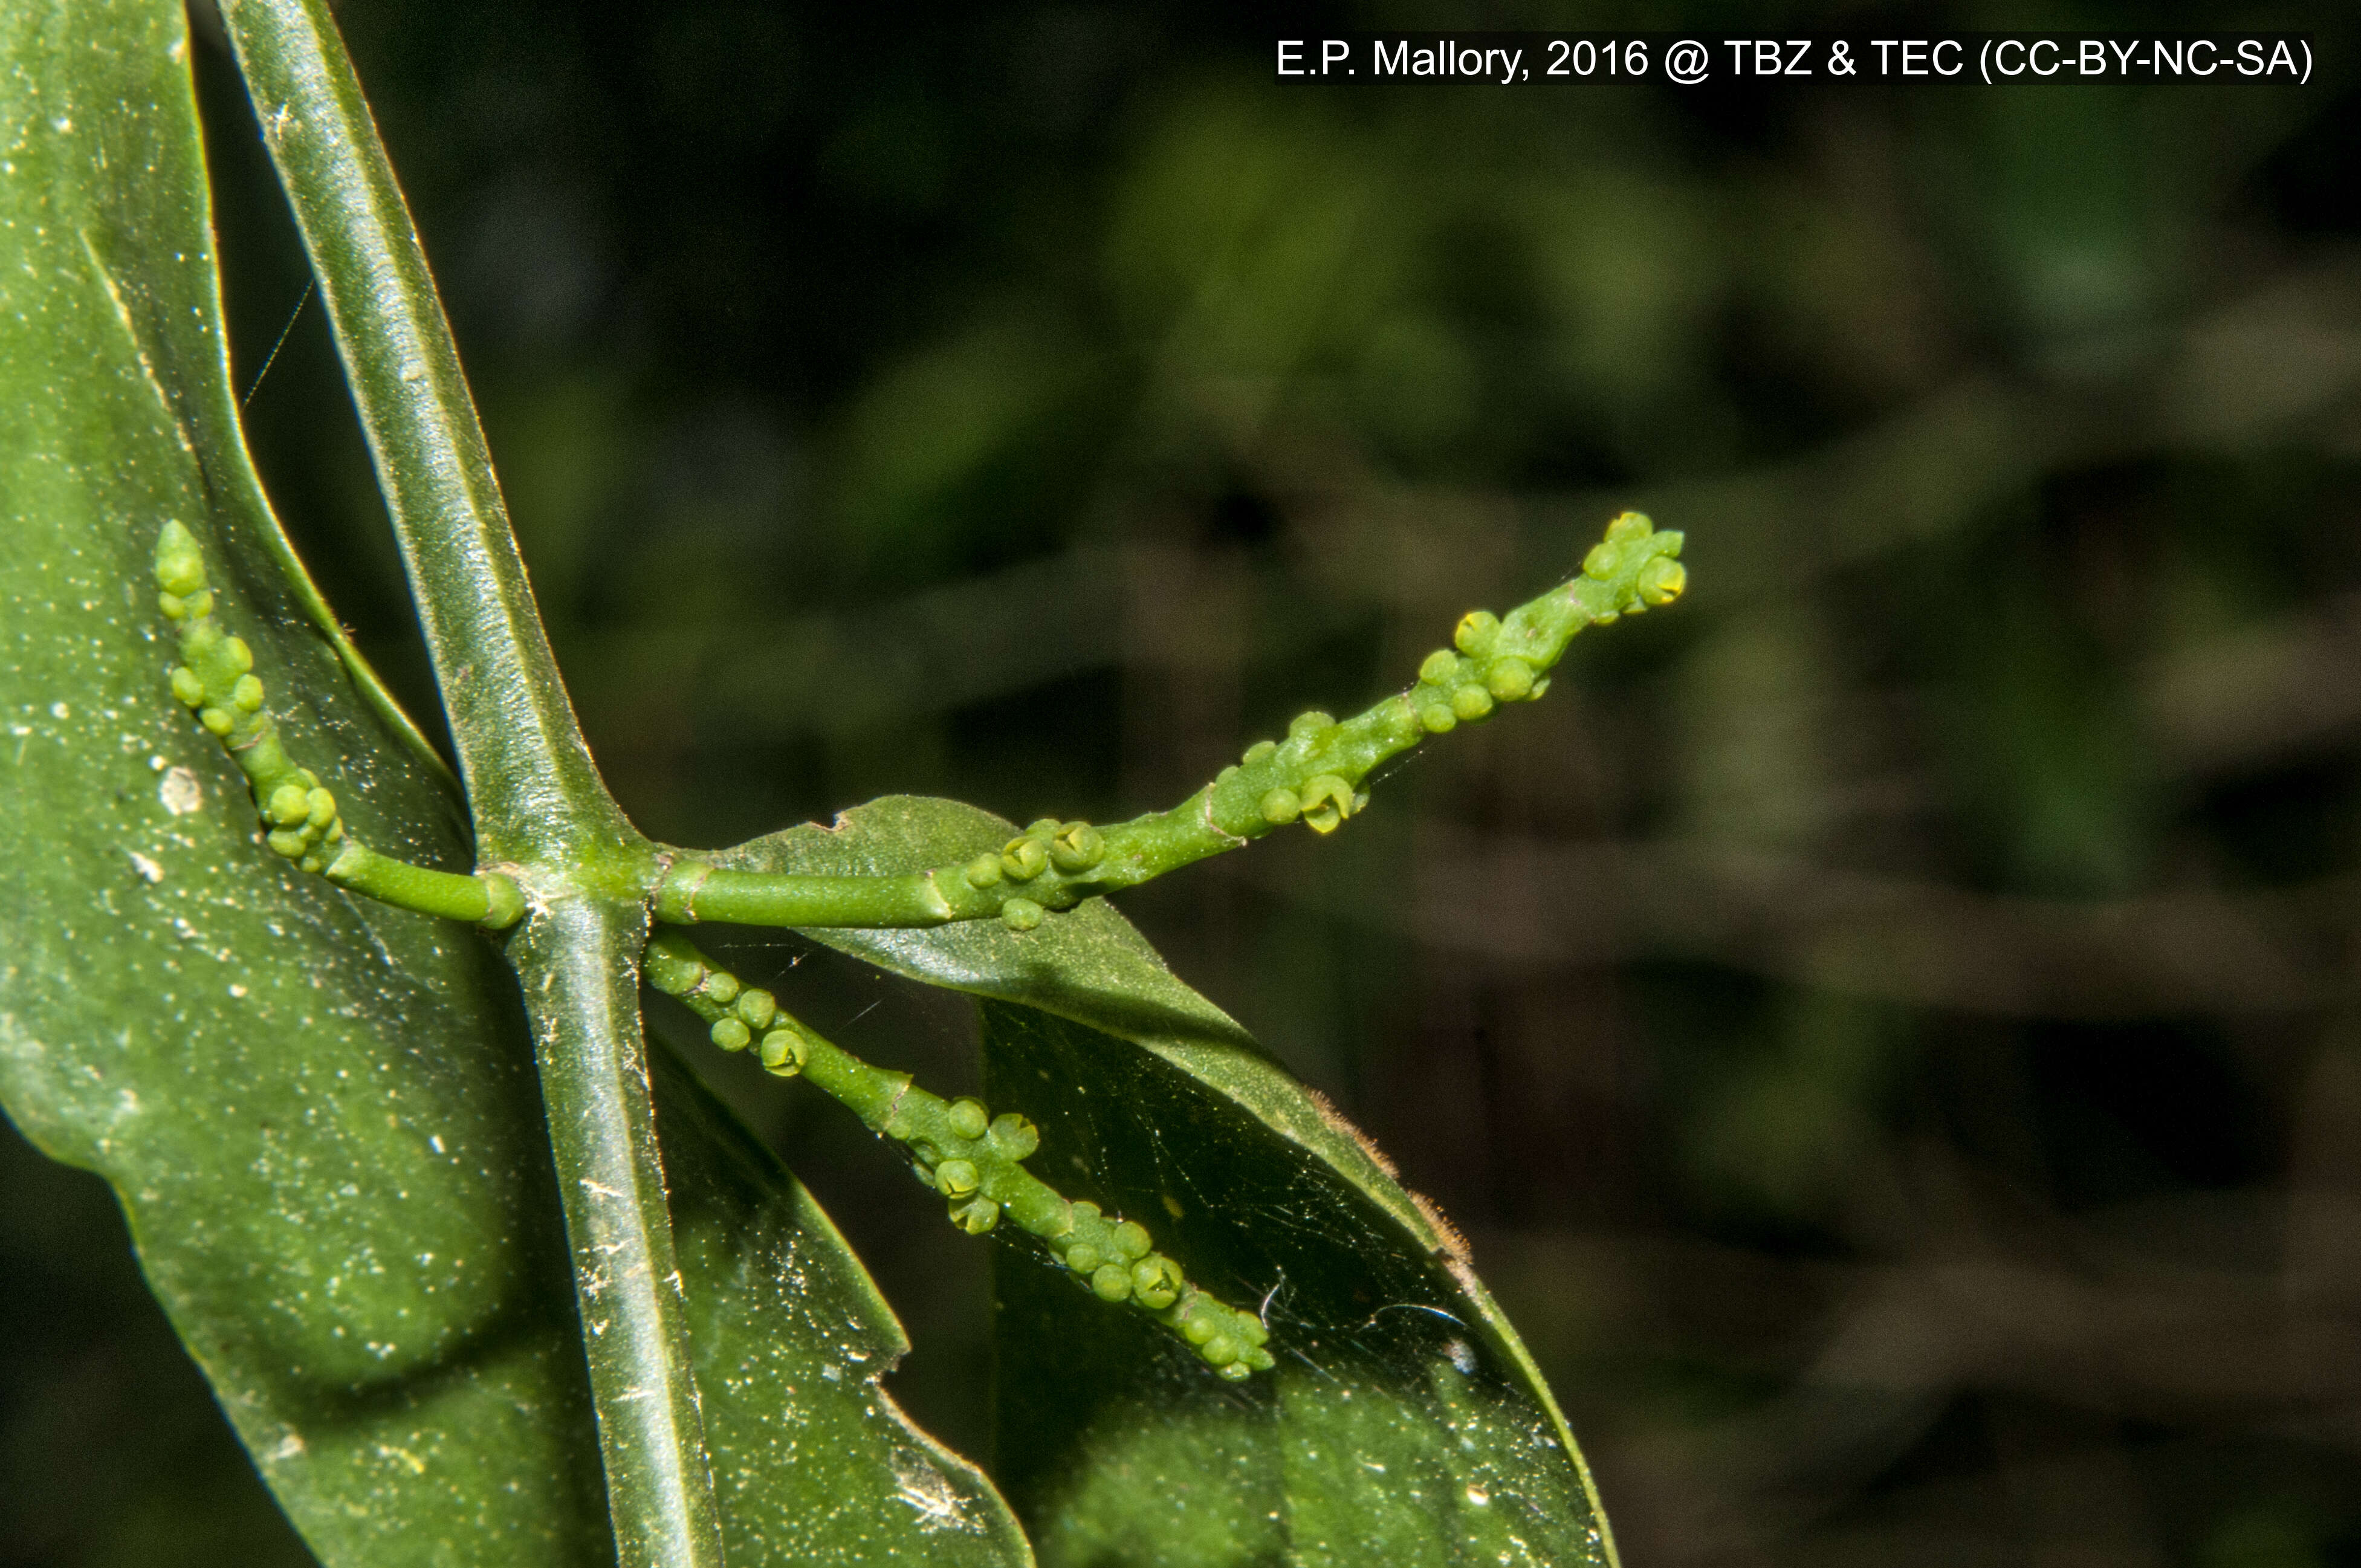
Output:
[{"xmin": 9, "ymin": 0, "xmax": 2361, "ymax": 1563}]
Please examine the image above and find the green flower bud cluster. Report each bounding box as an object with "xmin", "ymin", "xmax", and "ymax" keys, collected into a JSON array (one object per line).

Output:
[
  {"xmin": 1407, "ymin": 510, "xmax": 1683, "ymax": 736},
  {"xmin": 154, "ymin": 522, "xmax": 523, "ymax": 928},
  {"xmin": 656, "ymin": 513, "xmax": 1683, "ymax": 936},
  {"xmin": 955, "ymin": 816, "xmax": 1108, "ymax": 931},
  {"xmin": 158, "ymin": 520, "xmax": 352, "ymax": 876},
  {"xmin": 645, "ymin": 931, "xmax": 1277, "ymax": 1379}
]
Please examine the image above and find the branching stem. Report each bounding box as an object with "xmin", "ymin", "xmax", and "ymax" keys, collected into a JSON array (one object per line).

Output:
[
  {"xmin": 154, "ymin": 522, "xmax": 523, "ymax": 928},
  {"xmin": 644, "ymin": 932, "xmax": 1277, "ymax": 1379}
]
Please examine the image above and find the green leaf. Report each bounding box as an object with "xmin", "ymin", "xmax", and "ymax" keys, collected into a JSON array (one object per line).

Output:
[
  {"xmin": 0, "ymin": 5, "xmax": 1026, "ymax": 1563},
  {"xmin": 711, "ymin": 796, "xmax": 1621, "ymax": 1566}
]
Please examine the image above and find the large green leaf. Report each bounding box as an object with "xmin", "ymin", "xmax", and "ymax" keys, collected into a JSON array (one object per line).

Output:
[
  {"xmin": 712, "ymin": 797, "xmax": 1620, "ymax": 1566},
  {"xmin": 0, "ymin": 5, "xmax": 1025, "ymax": 1563}
]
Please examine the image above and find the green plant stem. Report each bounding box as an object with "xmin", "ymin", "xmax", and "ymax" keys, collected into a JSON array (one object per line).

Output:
[
  {"xmin": 218, "ymin": 0, "xmax": 628, "ymax": 864},
  {"xmin": 521, "ymin": 902, "xmax": 724, "ymax": 1568},
  {"xmin": 219, "ymin": 7, "xmax": 720, "ymax": 1564},
  {"xmin": 655, "ymin": 513, "xmax": 1685, "ymax": 933},
  {"xmin": 644, "ymin": 932, "xmax": 1278, "ymax": 1379}
]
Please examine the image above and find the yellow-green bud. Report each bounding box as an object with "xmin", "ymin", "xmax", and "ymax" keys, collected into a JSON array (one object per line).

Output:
[
  {"xmin": 1453, "ymin": 611, "xmax": 1499, "ymax": 656},
  {"xmin": 1485, "ymin": 657, "xmax": 1534, "ymax": 701},
  {"xmin": 1050, "ymin": 822, "xmax": 1104, "ymax": 873},
  {"xmin": 267, "ymin": 783, "xmax": 311, "ymax": 826},
  {"xmin": 1000, "ymin": 836, "xmax": 1047, "ymax": 882},
  {"xmin": 1637, "ymin": 556, "xmax": 1686, "ymax": 606}
]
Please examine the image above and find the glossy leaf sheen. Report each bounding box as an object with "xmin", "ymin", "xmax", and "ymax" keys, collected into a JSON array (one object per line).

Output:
[
  {"xmin": 0, "ymin": 6, "xmax": 1025, "ymax": 1564},
  {"xmin": 714, "ymin": 797, "xmax": 1618, "ymax": 1566}
]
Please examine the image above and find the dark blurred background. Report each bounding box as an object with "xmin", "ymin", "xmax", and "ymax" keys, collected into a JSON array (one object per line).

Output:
[{"xmin": 7, "ymin": 1, "xmax": 2360, "ymax": 1563}]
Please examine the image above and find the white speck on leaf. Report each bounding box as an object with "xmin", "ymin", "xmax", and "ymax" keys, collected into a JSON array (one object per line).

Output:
[{"xmin": 159, "ymin": 767, "xmax": 201, "ymax": 814}]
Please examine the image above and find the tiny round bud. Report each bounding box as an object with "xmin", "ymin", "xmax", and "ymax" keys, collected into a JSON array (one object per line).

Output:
[
  {"xmin": 710, "ymin": 1017, "xmax": 751, "ymax": 1052},
  {"xmin": 1453, "ymin": 611, "xmax": 1499, "ymax": 656},
  {"xmin": 989, "ymin": 1112, "xmax": 1038, "ymax": 1159},
  {"xmin": 1258, "ymin": 788, "xmax": 1300, "ymax": 826},
  {"xmin": 1637, "ymin": 556, "xmax": 1686, "ymax": 606},
  {"xmin": 267, "ymin": 783, "xmax": 311, "ymax": 826},
  {"xmin": 1418, "ymin": 649, "xmax": 1459, "ymax": 686},
  {"xmin": 170, "ymin": 667, "xmax": 204, "ymax": 707},
  {"xmin": 964, "ymin": 853, "xmax": 1003, "ymax": 889},
  {"xmin": 1131, "ymin": 1256, "xmax": 1184, "ymax": 1309},
  {"xmin": 199, "ymin": 706, "xmax": 234, "ymax": 736},
  {"xmin": 1419, "ymin": 704, "xmax": 1457, "ymax": 734},
  {"xmin": 1201, "ymin": 1335, "xmax": 1238, "ymax": 1366},
  {"xmin": 155, "ymin": 547, "xmax": 206, "ymax": 598},
  {"xmin": 183, "ymin": 589, "xmax": 214, "ymax": 618},
  {"xmin": 1090, "ymin": 1263, "xmax": 1132, "ymax": 1302},
  {"xmin": 267, "ymin": 828, "xmax": 307, "ymax": 859},
  {"xmin": 701, "ymin": 970, "xmax": 740, "ymax": 1006},
  {"xmin": 1287, "ymin": 710, "xmax": 1335, "ymax": 740},
  {"xmin": 1235, "ymin": 1315, "xmax": 1270, "ymax": 1348},
  {"xmin": 1026, "ymin": 818, "xmax": 1060, "ymax": 838},
  {"xmin": 225, "ymin": 637, "xmax": 254, "ymax": 673},
  {"xmin": 158, "ymin": 592, "xmax": 186, "ymax": 621},
  {"xmin": 1066, "ymin": 1243, "xmax": 1101, "ymax": 1274},
  {"xmin": 947, "ymin": 1098, "xmax": 990, "ymax": 1141},
  {"xmin": 1000, "ymin": 837, "xmax": 1047, "ymax": 882},
  {"xmin": 1049, "ymin": 822, "xmax": 1104, "ymax": 873},
  {"xmin": 1582, "ymin": 540, "xmax": 1623, "ymax": 581},
  {"xmin": 1485, "ymin": 656, "xmax": 1535, "ymax": 701},
  {"xmin": 1451, "ymin": 685, "xmax": 1493, "ymax": 721},
  {"xmin": 1215, "ymin": 764, "xmax": 1239, "ymax": 783},
  {"xmin": 953, "ymin": 1197, "xmax": 1000, "ymax": 1235},
  {"xmin": 1299, "ymin": 775, "xmax": 1355, "ymax": 835},
  {"xmin": 1216, "ymin": 1361, "xmax": 1254, "ymax": 1382},
  {"xmin": 736, "ymin": 989, "xmax": 776, "ymax": 1030},
  {"xmin": 1242, "ymin": 739, "xmax": 1277, "ymax": 765},
  {"xmin": 1112, "ymin": 1220, "xmax": 1151, "ymax": 1259},
  {"xmin": 1605, "ymin": 510, "xmax": 1652, "ymax": 543},
  {"xmin": 231, "ymin": 674, "xmax": 265, "ymax": 712},
  {"xmin": 305, "ymin": 788, "xmax": 337, "ymax": 829},
  {"xmin": 299, "ymin": 853, "xmax": 325, "ymax": 873},
  {"xmin": 1072, "ymin": 1201, "xmax": 1101, "ymax": 1223},
  {"xmin": 758, "ymin": 1029, "xmax": 803, "ymax": 1075},
  {"xmin": 936, "ymin": 1159, "xmax": 979, "ymax": 1198},
  {"xmin": 1002, "ymin": 897, "xmax": 1044, "ymax": 932},
  {"xmin": 1180, "ymin": 1311, "xmax": 1217, "ymax": 1346}
]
